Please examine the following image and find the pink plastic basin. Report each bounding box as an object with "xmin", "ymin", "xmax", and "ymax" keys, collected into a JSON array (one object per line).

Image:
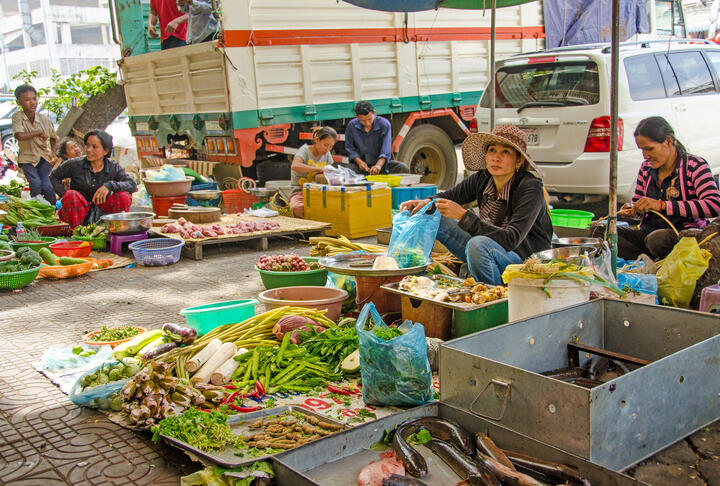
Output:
[{"xmin": 257, "ymin": 286, "xmax": 348, "ymax": 322}]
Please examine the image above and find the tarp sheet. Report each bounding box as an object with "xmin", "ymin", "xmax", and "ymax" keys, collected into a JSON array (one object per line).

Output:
[{"xmin": 544, "ymin": 0, "xmax": 650, "ymax": 48}]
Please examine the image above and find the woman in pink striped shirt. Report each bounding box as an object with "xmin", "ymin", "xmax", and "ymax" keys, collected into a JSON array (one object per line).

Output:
[{"xmin": 617, "ymin": 116, "xmax": 720, "ymax": 260}]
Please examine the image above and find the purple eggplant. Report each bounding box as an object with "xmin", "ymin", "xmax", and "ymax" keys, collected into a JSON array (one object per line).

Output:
[
  {"xmin": 162, "ymin": 323, "xmax": 197, "ymax": 345},
  {"xmin": 141, "ymin": 342, "xmax": 177, "ymax": 360}
]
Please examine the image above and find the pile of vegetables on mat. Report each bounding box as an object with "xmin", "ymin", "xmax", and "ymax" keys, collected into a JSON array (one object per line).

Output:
[
  {"xmin": 72, "ymin": 223, "xmax": 107, "ymax": 238},
  {"xmin": 86, "ymin": 325, "xmax": 142, "ymax": 343},
  {"xmin": 256, "ymin": 253, "xmax": 321, "ymax": 272},
  {"xmin": 309, "ymin": 235, "xmax": 386, "ymax": 256},
  {"xmin": 80, "ymin": 358, "xmax": 141, "ymax": 390},
  {"xmin": 0, "ymin": 247, "xmax": 42, "ymax": 272},
  {"xmin": 0, "ymin": 196, "xmax": 58, "ymax": 227},
  {"xmin": 113, "ymin": 323, "xmax": 197, "ymax": 361},
  {"xmin": 152, "ymin": 407, "xmax": 243, "ymax": 452}
]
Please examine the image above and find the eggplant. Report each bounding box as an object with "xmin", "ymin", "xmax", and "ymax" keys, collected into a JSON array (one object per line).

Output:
[
  {"xmin": 504, "ymin": 450, "xmax": 591, "ymax": 486},
  {"xmin": 382, "ymin": 474, "xmax": 429, "ymax": 486},
  {"xmin": 474, "ymin": 453, "xmax": 544, "ymax": 486},
  {"xmin": 426, "ymin": 440, "xmax": 499, "ymax": 486},
  {"xmin": 162, "ymin": 322, "xmax": 197, "ymax": 345},
  {"xmin": 141, "ymin": 342, "xmax": 177, "ymax": 360},
  {"xmin": 392, "ymin": 416, "xmax": 475, "ymax": 478},
  {"xmin": 473, "ymin": 433, "xmax": 515, "ymax": 470}
]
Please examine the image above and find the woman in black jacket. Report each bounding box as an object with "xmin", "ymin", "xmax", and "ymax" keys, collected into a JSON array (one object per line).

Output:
[
  {"xmin": 50, "ymin": 129, "xmax": 137, "ymax": 227},
  {"xmin": 401, "ymin": 124, "xmax": 553, "ymax": 285}
]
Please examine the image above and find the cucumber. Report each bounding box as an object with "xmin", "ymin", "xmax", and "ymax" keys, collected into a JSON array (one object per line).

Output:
[
  {"xmin": 125, "ymin": 329, "xmax": 165, "ymax": 356},
  {"xmin": 341, "ymin": 349, "xmax": 361, "ymax": 374},
  {"xmin": 59, "ymin": 257, "xmax": 89, "ymax": 265},
  {"xmin": 38, "ymin": 247, "xmax": 57, "ymax": 265}
]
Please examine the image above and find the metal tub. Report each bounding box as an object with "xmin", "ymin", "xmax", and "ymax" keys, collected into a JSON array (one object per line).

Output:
[
  {"xmin": 271, "ymin": 402, "xmax": 645, "ymax": 485},
  {"xmin": 440, "ymin": 299, "xmax": 720, "ymax": 470}
]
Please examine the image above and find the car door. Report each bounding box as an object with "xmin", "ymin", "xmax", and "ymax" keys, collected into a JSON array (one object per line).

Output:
[{"xmin": 655, "ymin": 50, "xmax": 719, "ymax": 170}]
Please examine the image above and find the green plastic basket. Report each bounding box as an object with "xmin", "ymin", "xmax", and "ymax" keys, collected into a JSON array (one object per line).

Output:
[
  {"xmin": 72, "ymin": 235, "xmax": 107, "ymax": 251},
  {"xmin": 0, "ymin": 263, "xmax": 41, "ymax": 290},
  {"xmin": 10, "ymin": 237, "xmax": 57, "ymax": 251},
  {"xmin": 255, "ymin": 257, "xmax": 328, "ymax": 290},
  {"xmin": 549, "ymin": 209, "xmax": 595, "ymax": 229}
]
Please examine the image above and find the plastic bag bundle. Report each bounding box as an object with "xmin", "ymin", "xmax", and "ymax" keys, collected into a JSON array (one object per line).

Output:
[
  {"xmin": 145, "ymin": 165, "xmax": 186, "ymax": 182},
  {"xmin": 387, "ymin": 201, "xmax": 441, "ymax": 268},
  {"xmin": 356, "ymin": 303, "xmax": 433, "ymax": 406},
  {"xmin": 657, "ymin": 236, "xmax": 712, "ymax": 308},
  {"xmin": 323, "ymin": 164, "xmax": 366, "ymax": 186},
  {"xmin": 617, "ymin": 272, "xmax": 658, "ymax": 304},
  {"xmin": 68, "ymin": 359, "xmax": 138, "ymax": 407}
]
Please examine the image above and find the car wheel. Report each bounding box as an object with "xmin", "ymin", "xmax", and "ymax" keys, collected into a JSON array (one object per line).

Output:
[
  {"xmin": 396, "ymin": 124, "xmax": 457, "ymax": 189},
  {"xmin": 2, "ymin": 134, "xmax": 18, "ymax": 157}
]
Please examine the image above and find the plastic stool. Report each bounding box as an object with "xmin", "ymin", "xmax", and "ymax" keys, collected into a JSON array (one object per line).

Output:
[{"xmin": 109, "ymin": 232, "xmax": 148, "ymax": 256}]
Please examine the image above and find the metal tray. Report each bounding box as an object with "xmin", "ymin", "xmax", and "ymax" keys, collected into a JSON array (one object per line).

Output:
[
  {"xmin": 159, "ymin": 405, "xmax": 345, "ymax": 468},
  {"xmin": 381, "ymin": 281, "xmax": 507, "ymax": 312},
  {"xmin": 318, "ymin": 252, "xmax": 428, "ymax": 277},
  {"xmin": 440, "ymin": 299, "xmax": 720, "ymax": 470},
  {"xmin": 272, "ymin": 403, "xmax": 646, "ymax": 485}
]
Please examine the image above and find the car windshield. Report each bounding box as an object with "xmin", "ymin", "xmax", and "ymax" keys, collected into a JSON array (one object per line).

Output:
[
  {"xmin": 0, "ymin": 101, "xmax": 17, "ymax": 120},
  {"xmin": 479, "ymin": 61, "xmax": 600, "ymax": 110}
]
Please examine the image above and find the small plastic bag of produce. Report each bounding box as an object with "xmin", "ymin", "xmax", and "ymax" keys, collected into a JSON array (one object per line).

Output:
[
  {"xmin": 323, "ymin": 164, "xmax": 365, "ymax": 185},
  {"xmin": 657, "ymin": 236, "xmax": 711, "ymax": 308},
  {"xmin": 69, "ymin": 358, "xmax": 140, "ymax": 408},
  {"xmin": 41, "ymin": 345, "xmax": 113, "ymax": 372},
  {"xmin": 387, "ymin": 200, "xmax": 441, "ymax": 268},
  {"xmin": 356, "ymin": 302, "xmax": 433, "ymax": 406}
]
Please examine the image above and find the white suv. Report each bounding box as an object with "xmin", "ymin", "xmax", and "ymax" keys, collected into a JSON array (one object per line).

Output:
[{"xmin": 474, "ymin": 40, "xmax": 720, "ymax": 203}]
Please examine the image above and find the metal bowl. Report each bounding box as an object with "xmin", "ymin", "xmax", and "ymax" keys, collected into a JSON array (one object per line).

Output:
[
  {"xmin": 250, "ymin": 187, "xmax": 278, "ymax": 198},
  {"xmin": 530, "ymin": 245, "xmax": 599, "ymax": 262},
  {"xmin": 100, "ymin": 212, "xmax": 156, "ymax": 235},
  {"xmin": 188, "ymin": 189, "xmax": 221, "ymax": 200},
  {"xmin": 551, "ymin": 237, "xmax": 603, "ymax": 249}
]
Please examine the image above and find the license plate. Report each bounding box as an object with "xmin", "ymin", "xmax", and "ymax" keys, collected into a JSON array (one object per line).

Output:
[{"xmin": 521, "ymin": 127, "xmax": 539, "ymax": 146}]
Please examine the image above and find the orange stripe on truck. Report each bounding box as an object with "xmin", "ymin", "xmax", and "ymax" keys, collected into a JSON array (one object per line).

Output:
[{"xmin": 223, "ymin": 26, "xmax": 544, "ymax": 47}]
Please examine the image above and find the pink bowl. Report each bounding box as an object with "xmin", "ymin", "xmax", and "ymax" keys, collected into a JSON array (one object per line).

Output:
[{"xmin": 257, "ymin": 286, "xmax": 348, "ymax": 322}]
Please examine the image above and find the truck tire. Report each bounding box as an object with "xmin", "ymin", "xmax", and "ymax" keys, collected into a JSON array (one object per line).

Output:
[
  {"xmin": 256, "ymin": 156, "xmax": 291, "ymax": 186},
  {"xmin": 396, "ymin": 124, "xmax": 457, "ymax": 189}
]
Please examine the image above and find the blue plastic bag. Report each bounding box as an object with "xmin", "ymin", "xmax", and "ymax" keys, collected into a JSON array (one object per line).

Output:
[
  {"xmin": 617, "ymin": 272, "xmax": 658, "ymax": 304},
  {"xmin": 387, "ymin": 201, "xmax": 441, "ymax": 268},
  {"xmin": 68, "ymin": 359, "xmax": 137, "ymax": 407},
  {"xmin": 356, "ymin": 302, "xmax": 433, "ymax": 406}
]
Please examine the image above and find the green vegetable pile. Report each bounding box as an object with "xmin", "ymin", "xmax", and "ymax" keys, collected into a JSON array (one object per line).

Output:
[
  {"xmin": 152, "ymin": 407, "xmax": 244, "ymax": 452},
  {"xmin": 73, "ymin": 223, "xmax": 107, "ymax": 238},
  {"xmin": 0, "ymin": 196, "xmax": 58, "ymax": 227},
  {"xmin": 298, "ymin": 317, "xmax": 358, "ymax": 371},
  {"xmin": 180, "ymin": 461, "xmax": 274, "ymax": 486},
  {"xmin": 372, "ymin": 326, "xmax": 403, "ymax": 341},
  {"xmin": 0, "ymin": 247, "xmax": 42, "ymax": 273},
  {"xmin": 88, "ymin": 325, "xmax": 141, "ymax": 343},
  {"xmin": 231, "ymin": 335, "xmax": 342, "ymax": 395},
  {"xmin": 79, "ymin": 358, "xmax": 140, "ymax": 389},
  {"xmin": 0, "ymin": 180, "xmax": 23, "ymax": 198}
]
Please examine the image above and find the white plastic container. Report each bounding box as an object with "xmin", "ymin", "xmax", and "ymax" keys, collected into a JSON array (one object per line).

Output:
[{"xmin": 508, "ymin": 277, "xmax": 590, "ymax": 321}]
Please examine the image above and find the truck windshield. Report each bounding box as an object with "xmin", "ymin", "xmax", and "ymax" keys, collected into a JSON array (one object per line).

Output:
[{"xmin": 479, "ymin": 61, "xmax": 600, "ymax": 110}]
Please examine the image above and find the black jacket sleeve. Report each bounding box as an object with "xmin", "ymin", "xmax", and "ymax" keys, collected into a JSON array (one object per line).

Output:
[
  {"xmin": 456, "ymin": 176, "xmax": 546, "ymax": 252},
  {"xmin": 49, "ymin": 161, "xmax": 73, "ymax": 197},
  {"xmin": 434, "ymin": 171, "xmax": 487, "ymax": 206},
  {"xmin": 105, "ymin": 161, "xmax": 137, "ymax": 194}
]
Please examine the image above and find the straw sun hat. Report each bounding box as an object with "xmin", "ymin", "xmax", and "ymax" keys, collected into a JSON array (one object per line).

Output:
[{"xmin": 461, "ymin": 124, "xmax": 545, "ymax": 177}]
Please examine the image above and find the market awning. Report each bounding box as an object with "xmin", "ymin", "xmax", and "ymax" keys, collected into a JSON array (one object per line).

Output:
[{"xmin": 341, "ymin": 0, "xmax": 534, "ymax": 11}]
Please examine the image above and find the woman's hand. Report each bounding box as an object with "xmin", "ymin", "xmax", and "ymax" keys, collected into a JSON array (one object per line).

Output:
[
  {"xmin": 399, "ymin": 198, "xmax": 431, "ymax": 214},
  {"xmin": 93, "ymin": 185, "xmax": 110, "ymax": 205},
  {"xmin": 631, "ymin": 197, "xmax": 663, "ymax": 214},
  {"xmin": 434, "ymin": 198, "xmax": 467, "ymax": 220}
]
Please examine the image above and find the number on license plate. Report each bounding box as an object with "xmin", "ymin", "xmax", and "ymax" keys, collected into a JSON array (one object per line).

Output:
[{"xmin": 521, "ymin": 128, "xmax": 539, "ymax": 146}]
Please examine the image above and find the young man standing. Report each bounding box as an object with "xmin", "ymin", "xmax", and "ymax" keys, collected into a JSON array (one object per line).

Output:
[
  {"xmin": 11, "ymin": 84, "xmax": 58, "ymax": 204},
  {"xmin": 148, "ymin": 0, "xmax": 188, "ymax": 50},
  {"xmin": 344, "ymin": 101, "xmax": 409, "ymax": 176}
]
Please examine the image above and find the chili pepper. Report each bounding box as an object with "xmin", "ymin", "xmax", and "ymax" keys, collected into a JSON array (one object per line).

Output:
[
  {"xmin": 228, "ymin": 404, "xmax": 261, "ymax": 413},
  {"xmin": 199, "ymin": 408, "xmax": 213, "ymax": 412},
  {"xmin": 223, "ymin": 385, "xmax": 237, "ymax": 390},
  {"xmin": 222, "ymin": 391, "xmax": 240, "ymax": 405},
  {"xmin": 327, "ymin": 385, "xmax": 353, "ymax": 396},
  {"xmin": 255, "ymin": 379, "xmax": 266, "ymax": 398}
]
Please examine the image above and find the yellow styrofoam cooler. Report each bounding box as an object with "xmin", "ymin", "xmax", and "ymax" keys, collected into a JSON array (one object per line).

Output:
[{"xmin": 303, "ymin": 184, "xmax": 392, "ymax": 238}]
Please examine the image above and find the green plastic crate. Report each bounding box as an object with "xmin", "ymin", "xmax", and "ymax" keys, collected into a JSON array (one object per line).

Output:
[
  {"xmin": 550, "ymin": 209, "xmax": 595, "ymax": 229},
  {"xmin": 452, "ymin": 300, "xmax": 508, "ymax": 338}
]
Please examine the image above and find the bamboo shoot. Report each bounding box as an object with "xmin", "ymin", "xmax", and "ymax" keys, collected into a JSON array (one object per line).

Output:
[
  {"xmin": 210, "ymin": 348, "xmax": 249, "ymax": 385},
  {"xmin": 186, "ymin": 338, "xmax": 222, "ymax": 373},
  {"xmin": 192, "ymin": 342, "xmax": 237, "ymax": 383}
]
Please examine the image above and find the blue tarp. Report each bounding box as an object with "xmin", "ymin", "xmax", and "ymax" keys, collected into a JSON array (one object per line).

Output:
[{"xmin": 544, "ymin": 0, "xmax": 650, "ymax": 49}]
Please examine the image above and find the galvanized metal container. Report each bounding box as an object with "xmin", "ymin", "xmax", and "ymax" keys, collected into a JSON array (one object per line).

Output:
[
  {"xmin": 271, "ymin": 402, "xmax": 646, "ymax": 485},
  {"xmin": 440, "ymin": 299, "xmax": 720, "ymax": 470}
]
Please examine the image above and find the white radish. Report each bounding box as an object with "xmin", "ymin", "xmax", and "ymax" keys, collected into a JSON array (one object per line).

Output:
[
  {"xmin": 191, "ymin": 342, "xmax": 237, "ymax": 383},
  {"xmin": 210, "ymin": 348, "xmax": 249, "ymax": 385},
  {"xmin": 186, "ymin": 338, "xmax": 222, "ymax": 373}
]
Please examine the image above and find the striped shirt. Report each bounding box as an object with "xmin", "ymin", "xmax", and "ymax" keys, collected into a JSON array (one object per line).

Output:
[
  {"xmin": 477, "ymin": 176, "xmax": 512, "ymax": 227},
  {"xmin": 633, "ymin": 153, "xmax": 720, "ymax": 232}
]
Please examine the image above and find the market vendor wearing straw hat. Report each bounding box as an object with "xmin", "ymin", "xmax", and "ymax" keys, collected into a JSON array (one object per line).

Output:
[{"xmin": 400, "ymin": 124, "xmax": 553, "ymax": 285}]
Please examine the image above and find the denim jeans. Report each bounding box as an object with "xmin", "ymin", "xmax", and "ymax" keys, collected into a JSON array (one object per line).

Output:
[
  {"xmin": 436, "ymin": 216, "xmax": 522, "ymax": 285},
  {"xmin": 19, "ymin": 158, "xmax": 56, "ymax": 205}
]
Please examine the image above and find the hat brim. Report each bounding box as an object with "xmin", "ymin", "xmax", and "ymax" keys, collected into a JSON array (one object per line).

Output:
[{"xmin": 461, "ymin": 132, "xmax": 545, "ymax": 177}]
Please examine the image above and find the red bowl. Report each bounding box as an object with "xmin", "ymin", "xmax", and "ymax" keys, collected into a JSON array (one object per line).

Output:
[{"xmin": 49, "ymin": 241, "xmax": 93, "ymax": 258}]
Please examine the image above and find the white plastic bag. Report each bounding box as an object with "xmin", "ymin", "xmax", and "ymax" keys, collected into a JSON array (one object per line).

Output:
[
  {"xmin": 323, "ymin": 164, "xmax": 365, "ymax": 185},
  {"xmin": 145, "ymin": 165, "xmax": 186, "ymax": 182},
  {"xmin": 41, "ymin": 345, "xmax": 113, "ymax": 372}
]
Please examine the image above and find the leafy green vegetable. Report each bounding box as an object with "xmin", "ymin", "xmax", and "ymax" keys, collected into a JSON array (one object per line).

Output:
[
  {"xmin": 372, "ymin": 327, "xmax": 403, "ymax": 341},
  {"xmin": 407, "ymin": 428, "xmax": 432, "ymax": 445},
  {"xmin": 0, "ymin": 180, "xmax": 23, "ymax": 198},
  {"xmin": 299, "ymin": 319, "xmax": 358, "ymax": 371},
  {"xmin": 180, "ymin": 462, "xmax": 274, "ymax": 486},
  {"xmin": 152, "ymin": 408, "xmax": 243, "ymax": 452},
  {"xmin": 88, "ymin": 325, "xmax": 141, "ymax": 342}
]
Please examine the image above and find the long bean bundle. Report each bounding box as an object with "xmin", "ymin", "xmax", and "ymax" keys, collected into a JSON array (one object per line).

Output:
[{"xmin": 0, "ymin": 196, "xmax": 58, "ymax": 227}]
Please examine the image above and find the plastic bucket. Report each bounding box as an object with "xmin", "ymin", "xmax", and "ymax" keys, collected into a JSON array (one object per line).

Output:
[
  {"xmin": 550, "ymin": 209, "xmax": 594, "ymax": 229},
  {"xmin": 508, "ymin": 278, "xmax": 590, "ymax": 321},
  {"xmin": 151, "ymin": 195, "xmax": 187, "ymax": 217},
  {"xmin": 179, "ymin": 299, "xmax": 258, "ymax": 336},
  {"xmin": 257, "ymin": 286, "xmax": 347, "ymax": 321}
]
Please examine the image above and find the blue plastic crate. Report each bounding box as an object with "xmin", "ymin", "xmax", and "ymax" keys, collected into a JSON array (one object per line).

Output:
[{"xmin": 391, "ymin": 185, "xmax": 437, "ymax": 210}]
